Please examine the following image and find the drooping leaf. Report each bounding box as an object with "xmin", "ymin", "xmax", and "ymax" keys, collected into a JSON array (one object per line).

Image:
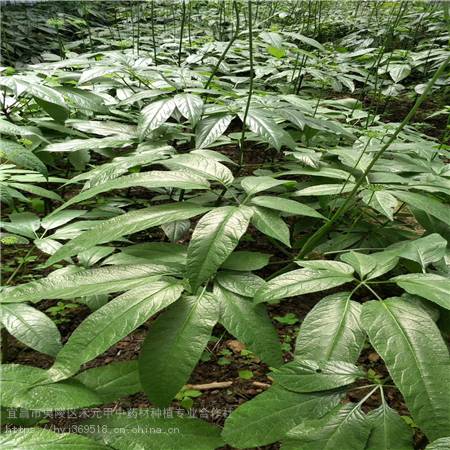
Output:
[
  {"xmin": 0, "ymin": 139, "xmax": 47, "ymax": 176},
  {"xmin": 138, "ymin": 98, "xmax": 176, "ymax": 139},
  {"xmin": 139, "ymin": 292, "xmax": 219, "ymax": 406},
  {"xmin": 251, "ymin": 195, "xmax": 325, "ymax": 219},
  {"xmin": 195, "ymin": 114, "xmax": 234, "ymax": 148},
  {"xmin": 361, "ymin": 189, "xmax": 398, "ymax": 221},
  {"xmin": 251, "ymin": 206, "xmax": 291, "ymax": 247},
  {"xmin": 48, "ymin": 280, "xmax": 184, "ymax": 381},
  {"xmin": 174, "ymin": 93, "xmax": 204, "ymax": 125},
  {"xmin": 361, "ymin": 298, "xmax": 450, "ymax": 441},
  {"xmin": 186, "ymin": 205, "xmax": 253, "ymax": 291}
]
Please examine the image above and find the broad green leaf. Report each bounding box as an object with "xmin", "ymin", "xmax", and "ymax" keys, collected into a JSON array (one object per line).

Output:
[
  {"xmin": 222, "ymin": 250, "xmax": 271, "ymax": 271},
  {"xmin": 41, "ymin": 209, "xmax": 86, "ymax": 230},
  {"xmin": 241, "ymin": 176, "xmax": 291, "ymax": 196},
  {"xmin": 24, "ymin": 83, "xmax": 67, "ymax": 107},
  {"xmin": 287, "ymin": 32, "xmax": 325, "ymax": 50},
  {"xmin": 365, "ymin": 404, "xmax": 414, "ymax": 450},
  {"xmin": 361, "ymin": 298, "xmax": 450, "ymax": 441},
  {"xmin": 56, "ymin": 86, "xmax": 108, "ymax": 113},
  {"xmin": 295, "ymin": 183, "xmax": 356, "ymax": 196},
  {"xmin": 251, "ymin": 195, "xmax": 326, "ymax": 219},
  {"xmin": 78, "ymin": 66, "xmax": 120, "ymax": 84},
  {"xmin": 215, "ymin": 271, "xmax": 265, "ymax": 297},
  {"xmin": 392, "ymin": 191, "xmax": 450, "ymax": 227},
  {"xmin": 138, "ymin": 98, "xmax": 176, "ymax": 138},
  {"xmin": 0, "ymin": 303, "xmax": 61, "ymax": 356},
  {"xmin": 195, "ymin": 114, "xmax": 234, "ymax": 148},
  {"xmin": 186, "ymin": 205, "xmax": 253, "ymax": 291},
  {"xmin": 78, "ymin": 413, "xmax": 224, "ymax": 450},
  {"xmin": 272, "ymin": 359, "xmax": 363, "ymax": 393},
  {"xmin": 0, "ymin": 428, "xmax": 108, "ymax": 449},
  {"xmin": 46, "ymin": 203, "xmax": 209, "ymax": 264},
  {"xmin": 0, "ymin": 264, "xmax": 175, "ymax": 303},
  {"xmin": 283, "ymin": 404, "xmax": 370, "ymax": 450},
  {"xmin": 222, "ymin": 385, "xmax": 342, "ymax": 448},
  {"xmin": 388, "ymin": 233, "xmax": 447, "ymax": 270},
  {"xmin": 389, "ymin": 64, "xmax": 411, "ymax": 83},
  {"xmin": 239, "ymin": 109, "xmax": 295, "ymax": 150},
  {"xmin": 361, "ymin": 189, "xmax": 398, "ymax": 221},
  {"xmin": 3, "ymin": 211, "xmax": 40, "ymax": 238},
  {"xmin": 161, "ymin": 219, "xmax": 191, "ymax": 243},
  {"xmin": 48, "ymin": 280, "xmax": 184, "ymax": 381},
  {"xmin": 51, "ymin": 171, "xmax": 209, "ymax": 213},
  {"xmin": 295, "ymin": 292, "xmax": 365, "ymax": 363},
  {"xmin": 35, "ymin": 97, "xmax": 69, "ymax": 123},
  {"xmin": 340, "ymin": 251, "xmax": 377, "ymax": 278},
  {"xmin": 164, "ymin": 154, "xmax": 233, "ymax": 185},
  {"xmin": 392, "ymin": 273, "xmax": 450, "ymax": 310},
  {"xmin": 251, "ymin": 206, "xmax": 291, "ymax": 247},
  {"xmin": 1, "ymin": 364, "xmax": 101, "ymax": 410},
  {"xmin": 215, "ymin": 285, "xmax": 283, "ymax": 367},
  {"xmin": 426, "ymin": 438, "xmax": 450, "ymax": 450},
  {"xmin": 174, "ymin": 93, "xmax": 204, "ymax": 125},
  {"xmin": 75, "ymin": 361, "xmax": 141, "ymax": 403},
  {"xmin": 66, "ymin": 119, "xmax": 136, "ymax": 137},
  {"xmin": 43, "ymin": 136, "xmax": 130, "ymax": 153},
  {"xmin": 0, "ymin": 118, "xmax": 46, "ymax": 140},
  {"xmin": 139, "ymin": 292, "xmax": 219, "ymax": 406},
  {"xmin": 254, "ymin": 268, "xmax": 354, "ymax": 303},
  {"xmin": 0, "ymin": 139, "xmax": 47, "ymax": 175}
]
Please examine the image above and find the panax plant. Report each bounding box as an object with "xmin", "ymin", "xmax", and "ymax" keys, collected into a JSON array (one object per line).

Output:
[{"xmin": 0, "ymin": 1, "xmax": 449, "ymax": 449}]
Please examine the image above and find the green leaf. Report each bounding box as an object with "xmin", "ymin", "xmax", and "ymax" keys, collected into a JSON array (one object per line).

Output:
[
  {"xmin": 295, "ymin": 292, "xmax": 365, "ymax": 363},
  {"xmin": 138, "ymin": 98, "xmax": 176, "ymax": 139},
  {"xmin": 221, "ymin": 250, "xmax": 271, "ymax": 271},
  {"xmin": 0, "ymin": 264, "xmax": 176, "ymax": 303},
  {"xmin": 139, "ymin": 292, "xmax": 219, "ymax": 406},
  {"xmin": 46, "ymin": 203, "xmax": 209, "ymax": 265},
  {"xmin": 392, "ymin": 273, "xmax": 450, "ymax": 310},
  {"xmin": 56, "ymin": 86, "xmax": 108, "ymax": 113},
  {"xmin": 365, "ymin": 404, "xmax": 414, "ymax": 450},
  {"xmin": 52, "ymin": 171, "xmax": 209, "ymax": 212},
  {"xmin": 251, "ymin": 206, "xmax": 291, "ymax": 247},
  {"xmin": 174, "ymin": 93, "xmax": 204, "ymax": 125},
  {"xmin": 389, "ymin": 64, "xmax": 411, "ymax": 83},
  {"xmin": 283, "ymin": 404, "xmax": 370, "ymax": 450},
  {"xmin": 161, "ymin": 219, "xmax": 191, "ymax": 243},
  {"xmin": 195, "ymin": 114, "xmax": 234, "ymax": 148},
  {"xmin": 164, "ymin": 154, "xmax": 233, "ymax": 185},
  {"xmin": 241, "ymin": 176, "xmax": 291, "ymax": 196},
  {"xmin": 251, "ymin": 195, "xmax": 326, "ymax": 219},
  {"xmin": 222, "ymin": 385, "xmax": 342, "ymax": 448},
  {"xmin": 186, "ymin": 205, "xmax": 253, "ymax": 291},
  {"xmin": 74, "ymin": 361, "xmax": 141, "ymax": 403},
  {"xmin": 254, "ymin": 267, "xmax": 354, "ymax": 304},
  {"xmin": 239, "ymin": 109, "xmax": 295, "ymax": 150},
  {"xmin": 0, "ymin": 303, "xmax": 61, "ymax": 356},
  {"xmin": 391, "ymin": 191, "xmax": 450, "ymax": 227},
  {"xmin": 41, "ymin": 209, "xmax": 86, "ymax": 230},
  {"xmin": 0, "ymin": 139, "xmax": 47, "ymax": 176},
  {"xmin": 215, "ymin": 271, "xmax": 265, "ymax": 297},
  {"xmin": 295, "ymin": 183, "xmax": 356, "ymax": 196},
  {"xmin": 48, "ymin": 280, "xmax": 184, "ymax": 381},
  {"xmin": 66, "ymin": 119, "xmax": 136, "ymax": 137},
  {"xmin": 35, "ymin": 97, "xmax": 69, "ymax": 123},
  {"xmin": 361, "ymin": 189, "xmax": 398, "ymax": 221},
  {"xmin": 340, "ymin": 251, "xmax": 377, "ymax": 279},
  {"xmin": 2, "ymin": 211, "xmax": 40, "ymax": 238},
  {"xmin": 1, "ymin": 364, "xmax": 101, "ymax": 410},
  {"xmin": 0, "ymin": 428, "xmax": 108, "ymax": 449},
  {"xmin": 426, "ymin": 438, "xmax": 450, "ymax": 450},
  {"xmin": 215, "ymin": 285, "xmax": 283, "ymax": 367},
  {"xmin": 78, "ymin": 413, "xmax": 224, "ymax": 450},
  {"xmin": 361, "ymin": 298, "xmax": 450, "ymax": 441},
  {"xmin": 271, "ymin": 359, "xmax": 363, "ymax": 393},
  {"xmin": 43, "ymin": 136, "xmax": 130, "ymax": 153}
]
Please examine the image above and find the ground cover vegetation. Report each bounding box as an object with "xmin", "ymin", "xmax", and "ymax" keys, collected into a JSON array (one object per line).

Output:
[{"xmin": 0, "ymin": 0, "xmax": 449, "ymax": 449}]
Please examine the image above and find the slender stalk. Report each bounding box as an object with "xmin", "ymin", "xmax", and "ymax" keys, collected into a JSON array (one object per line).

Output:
[
  {"xmin": 151, "ymin": 0, "xmax": 157, "ymax": 65},
  {"xmin": 178, "ymin": 0, "xmax": 186, "ymax": 66},
  {"xmin": 238, "ymin": 0, "xmax": 254, "ymax": 168}
]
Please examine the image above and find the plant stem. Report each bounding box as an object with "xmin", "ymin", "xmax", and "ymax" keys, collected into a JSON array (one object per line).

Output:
[{"xmin": 178, "ymin": 0, "xmax": 186, "ymax": 66}]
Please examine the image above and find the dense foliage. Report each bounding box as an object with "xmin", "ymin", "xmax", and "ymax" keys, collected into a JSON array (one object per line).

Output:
[{"xmin": 1, "ymin": 1, "xmax": 449, "ymax": 449}]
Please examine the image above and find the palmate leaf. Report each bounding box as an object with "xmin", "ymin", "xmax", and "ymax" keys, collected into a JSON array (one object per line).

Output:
[
  {"xmin": 0, "ymin": 303, "xmax": 61, "ymax": 356},
  {"xmin": 392, "ymin": 273, "xmax": 450, "ymax": 310},
  {"xmin": 138, "ymin": 98, "xmax": 176, "ymax": 139},
  {"xmin": 48, "ymin": 279, "xmax": 184, "ymax": 382},
  {"xmin": 271, "ymin": 359, "xmax": 363, "ymax": 393},
  {"xmin": 282, "ymin": 404, "xmax": 370, "ymax": 450},
  {"xmin": 0, "ymin": 428, "xmax": 108, "ymax": 450},
  {"xmin": 365, "ymin": 404, "xmax": 414, "ymax": 450},
  {"xmin": 361, "ymin": 298, "xmax": 450, "ymax": 441},
  {"xmin": 78, "ymin": 413, "xmax": 224, "ymax": 450},
  {"xmin": 49, "ymin": 170, "xmax": 209, "ymax": 213},
  {"xmin": 222, "ymin": 385, "xmax": 342, "ymax": 448},
  {"xmin": 214, "ymin": 284, "xmax": 283, "ymax": 367},
  {"xmin": 186, "ymin": 205, "xmax": 253, "ymax": 291},
  {"xmin": 139, "ymin": 292, "xmax": 219, "ymax": 407},
  {"xmin": 1, "ymin": 364, "xmax": 101, "ymax": 410},
  {"xmin": 46, "ymin": 203, "xmax": 210, "ymax": 265},
  {"xmin": 254, "ymin": 265, "xmax": 355, "ymax": 304},
  {"xmin": 0, "ymin": 264, "xmax": 177, "ymax": 303},
  {"xmin": 195, "ymin": 114, "xmax": 234, "ymax": 148},
  {"xmin": 295, "ymin": 292, "xmax": 365, "ymax": 363}
]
